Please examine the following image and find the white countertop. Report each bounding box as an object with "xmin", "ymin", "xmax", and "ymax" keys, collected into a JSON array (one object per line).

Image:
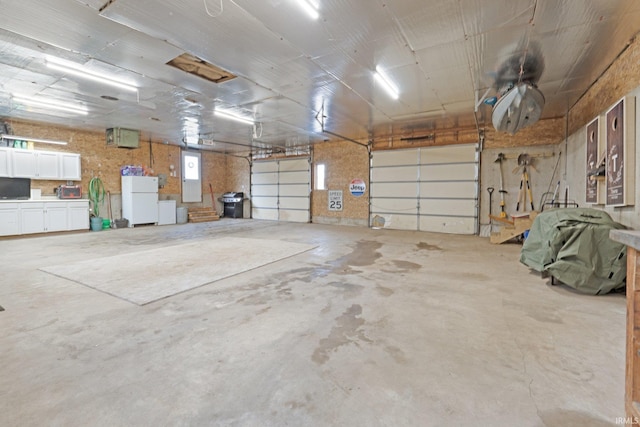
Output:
[{"xmin": 0, "ymin": 198, "xmax": 89, "ymax": 203}]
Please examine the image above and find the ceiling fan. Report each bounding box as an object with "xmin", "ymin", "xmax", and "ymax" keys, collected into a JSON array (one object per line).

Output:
[{"xmin": 488, "ymin": 40, "xmax": 546, "ymax": 135}]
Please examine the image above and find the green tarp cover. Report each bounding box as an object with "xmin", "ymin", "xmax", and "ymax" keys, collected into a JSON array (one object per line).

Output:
[{"xmin": 520, "ymin": 208, "xmax": 627, "ymax": 295}]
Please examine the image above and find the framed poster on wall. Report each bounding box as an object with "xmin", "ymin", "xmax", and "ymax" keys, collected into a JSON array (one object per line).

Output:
[
  {"xmin": 586, "ymin": 117, "xmax": 600, "ymax": 204},
  {"xmin": 605, "ymin": 96, "xmax": 635, "ymax": 207}
]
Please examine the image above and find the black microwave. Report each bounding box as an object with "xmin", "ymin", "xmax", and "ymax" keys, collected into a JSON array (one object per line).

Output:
[{"xmin": 0, "ymin": 177, "xmax": 30, "ymax": 200}]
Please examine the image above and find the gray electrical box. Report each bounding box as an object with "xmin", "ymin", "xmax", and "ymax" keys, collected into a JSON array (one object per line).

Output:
[{"xmin": 106, "ymin": 128, "xmax": 140, "ymax": 148}]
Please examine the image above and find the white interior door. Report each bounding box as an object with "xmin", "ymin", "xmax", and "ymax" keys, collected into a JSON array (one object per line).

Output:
[
  {"xmin": 370, "ymin": 145, "xmax": 478, "ymax": 234},
  {"xmin": 182, "ymin": 150, "xmax": 202, "ymax": 203},
  {"xmin": 251, "ymin": 158, "xmax": 310, "ymax": 222}
]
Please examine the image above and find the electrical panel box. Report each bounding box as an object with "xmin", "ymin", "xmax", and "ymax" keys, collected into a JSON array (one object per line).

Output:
[{"xmin": 106, "ymin": 128, "xmax": 140, "ymax": 148}]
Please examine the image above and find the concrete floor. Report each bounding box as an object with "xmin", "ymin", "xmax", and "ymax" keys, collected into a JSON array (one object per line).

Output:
[{"xmin": 0, "ymin": 219, "xmax": 626, "ymax": 426}]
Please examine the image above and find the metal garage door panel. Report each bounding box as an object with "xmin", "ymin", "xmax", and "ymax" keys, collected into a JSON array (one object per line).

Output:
[
  {"xmin": 419, "ymin": 181, "xmax": 476, "ymax": 198},
  {"xmin": 279, "ymin": 184, "xmax": 308, "ymax": 197},
  {"xmin": 371, "ymin": 149, "xmax": 419, "ymax": 167},
  {"xmin": 280, "ymin": 197, "xmax": 309, "ymax": 210},
  {"xmin": 372, "ymin": 214, "xmax": 418, "ymax": 230},
  {"xmin": 420, "ymin": 164, "xmax": 476, "ymax": 181},
  {"xmin": 420, "ymin": 198, "xmax": 477, "ymax": 216},
  {"xmin": 370, "ymin": 198, "xmax": 418, "ymax": 214},
  {"xmin": 251, "ymin": 157, "xmax": 310, "ymax": 223},
  {"xmin": 370, "ymin": 182, "xmax": 418, "ymax": 198},
  {"xmin": 252, "ymin": 172, "xmax": 278, "ymax": 185},
  {"xmin": 279, "ymin": 159, "xmax": 309, "ymax": 172},
  {"xmin": 253, "ymin": 161, "xmax": 279, "ymax": 173},
  {"xmin": 253, "ymin": 207, "xmax": 279, "ymax": 221},
  {"xmin": 251, "ymin": 184, "xmax": 278, "ymax": 197},
  {"xmin": 280, "ymin": 209, "xmax": 309, "ymax": 222},
  {"xmin": 419, "ymin": 216, "xmax": 475, "ymax": 234},
  {"xmin": 279, "ymin": 171, "xmax": 309, "ymax": 184},
  {"xmin": 252, "ymin": 196, "xmax": 278, "ymax": 209},
  {"xmin": 371, "ymin": 165, "xmax": 418, "ymax": 182},
  {"xmin": 420, "ymin": 145, "xmax": 476, "ymax": 164}
]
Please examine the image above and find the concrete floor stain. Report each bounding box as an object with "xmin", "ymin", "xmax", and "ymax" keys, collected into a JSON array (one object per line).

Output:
[
  {"xmin": 324, "ymin": 240, "xmax": 382, "ymax": 275},
  {"xmin": 375, "ymin": 286, "xmax": 394, "ymax": 297},
  {"xmin": 312, "ymin": 304, "xmax": 370, "ymax": 364},
  {"xmin": 391, "ymin": 260, "xmax": 422, "ymax": 270},
  {"xmin": 416, "ymin": 242, "xmax": 443, "ymax": 251}
]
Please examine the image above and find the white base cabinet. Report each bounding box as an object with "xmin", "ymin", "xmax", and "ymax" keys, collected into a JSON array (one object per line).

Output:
[
  {"xmin": 0, "ymin": 203, "xmax": 20, "ymax": 235},
  {"xmin": 0, "ymin": 199, "xmax": 89, "ymax": 236},
  {"xmin": 20, "ymin": 203, "xmax": 46, "ymax": 234},
  {"xmin": 46, "ymin": 202, "xmax": 71, "ymax": 232}
]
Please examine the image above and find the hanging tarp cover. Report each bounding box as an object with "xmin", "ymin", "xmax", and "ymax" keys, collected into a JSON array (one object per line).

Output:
[{"xmin": 520, "ymin": 208, "xmax": 627, "ymax": 295}]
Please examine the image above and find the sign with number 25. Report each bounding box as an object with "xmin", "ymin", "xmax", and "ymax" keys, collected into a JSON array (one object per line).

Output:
[{"xmin": 328, "ymin": 190, "xmax": 343, "ymax": 211}]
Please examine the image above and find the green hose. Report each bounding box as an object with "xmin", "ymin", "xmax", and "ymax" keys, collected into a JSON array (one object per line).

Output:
[{"xmin": 88, "ymin": 177, "xmax": 105, "ymax": 217}]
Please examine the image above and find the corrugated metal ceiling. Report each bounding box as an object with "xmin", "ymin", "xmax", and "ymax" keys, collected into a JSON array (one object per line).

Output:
[{"xmin": 0, "ymin": 0, "xmax": 638, "ymax": 153}]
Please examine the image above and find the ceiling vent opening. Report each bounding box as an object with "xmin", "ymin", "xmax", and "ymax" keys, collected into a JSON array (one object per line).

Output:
[{"xmin": 167, "ymin": 53, "xmax": 236, "ymax": 84}]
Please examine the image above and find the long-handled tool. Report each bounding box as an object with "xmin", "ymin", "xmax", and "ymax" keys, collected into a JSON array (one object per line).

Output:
[
  {"xmin": 487, "ymin": 186, "xmax": 495, "ymax": 232},
  {"xmin": 209, "ymin": 183, "xmax": 216, "ymax": 212},
  {"xmin": 495, "ymin": 153, "xmax": 507, "ymax": 218},
  {"xmin": 513, "ymin": 153, "xmax": 535, "ymax": 212},
  {"xmin": 515, "ymin": 165, "xmax": 535, "ymax": 212},
  {"xmin": 487, "ymin": 187, "xmax": 495, "ymax": 217},
  {"xmin": 107, "ymin": 190, "xmax": 113, "ymax": 227}
]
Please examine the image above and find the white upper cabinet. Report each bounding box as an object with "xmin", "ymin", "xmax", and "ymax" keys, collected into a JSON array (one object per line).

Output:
[
  {"xmin": 36, "ymin": 151, "xmax": 60, "ymax": 179},
  {"xmin": 0, "ymin": 148, "xmax": 81, "ymax": 181},
  {"xmin": 60, "ymin": 153, "xmax": 81, "ymax": 180},
  {"xmin": 11, "ymin": 149, "xmax": 37, "ymax": 177},
  {"xmin": 0, "ymin": 148, "xmax": 11, "ymax": 176}
]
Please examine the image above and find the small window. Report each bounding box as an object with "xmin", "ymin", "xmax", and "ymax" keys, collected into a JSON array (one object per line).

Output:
[
  {"xmin": 184, "ymin": 154, "xmax": 200, "ymax": 180},
  {"xmin": 316, "ymin": 164, "xmax": 325, "ymax": 190}
]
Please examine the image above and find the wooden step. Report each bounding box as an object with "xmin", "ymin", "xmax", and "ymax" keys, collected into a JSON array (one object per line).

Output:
[
  {"xmin": 489, "ymin": 212, "xmax": 537, "ymax": 244},
  {"xmin": 188, "ymin": 207, "xmax": 220, "ymax": 223}
]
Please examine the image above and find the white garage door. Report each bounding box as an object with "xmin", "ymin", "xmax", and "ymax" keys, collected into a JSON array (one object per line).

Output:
[
  {"xmin": 370, "ymin": 145, "xmax": 478, "ymax": 234},
  {"xmin": 251, "ymin": 158, "xmax": 310, "ymax": 223}
]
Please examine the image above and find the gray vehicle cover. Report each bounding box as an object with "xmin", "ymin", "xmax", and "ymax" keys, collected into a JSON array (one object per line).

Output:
[{"xmin": 520, "ymin": 208, "xmax": 627, "ymax": 295}]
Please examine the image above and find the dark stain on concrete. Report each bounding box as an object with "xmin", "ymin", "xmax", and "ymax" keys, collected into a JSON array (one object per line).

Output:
[
  {"xmin": 376, "ymin": 286, "xmax": 394, "ymax": 297},
  {"xmin": 236, "ymin": 292, "xmax": 272, "ymax": 306},
  {"xmin": 381, "ymin": 260, "xmax": 422, "ymax": 274},
  {"xmin": 344, "ymin": 240, "xmax": 383, "ymax": 267},
  {"xmin": 385, "ymin": 345, "xmax": 407, "ymax": 364},
  {"xmin": 321, "ymin": 303, "xmax": 332, "ymax": 314},
  {"xmin": 255, "ymin": 306, "xmax": 271, "ymax": 316},
  {"xmin": 416, "ymin": 242, "xmax": 443, "ymax": 251},
  {"xmin": 392, "ymin": 260, "xmax": 421, "ymax": 270},
  {"xmin": 312, "ymin": 304, "xmax": 371, "ymax": 364},
  {"xmin": 257, "ymin": 240, "xmax": 381, "ymax": 284}
]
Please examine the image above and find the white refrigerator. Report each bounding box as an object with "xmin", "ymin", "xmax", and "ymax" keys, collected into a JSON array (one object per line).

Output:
[{"xmin": 122, "ymin": 176, "xmax": 159, "ymax": 227}]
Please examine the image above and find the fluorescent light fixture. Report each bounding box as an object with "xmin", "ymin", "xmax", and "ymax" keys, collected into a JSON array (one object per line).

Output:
[
  {"xmin": 374, "ymin": 65, "xmax": 399, "ymax": 100},
  {"xmin": 46, "ymin": 56, "xmax": 138, "ymax": 92},
  {"xmin": 12, "ymin": 95, "xmax": 89, "ymax": 115},
  {"xmin": 214, "ymin": 109, "xmax": 255, "ymax": 125},
  {"xmin": 1, "ymin": 134, "xmax": 67, "ymax": 145},
  {"xmin": 295, "ymin": 0, "xmax": 319, "ymax": 19}
]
